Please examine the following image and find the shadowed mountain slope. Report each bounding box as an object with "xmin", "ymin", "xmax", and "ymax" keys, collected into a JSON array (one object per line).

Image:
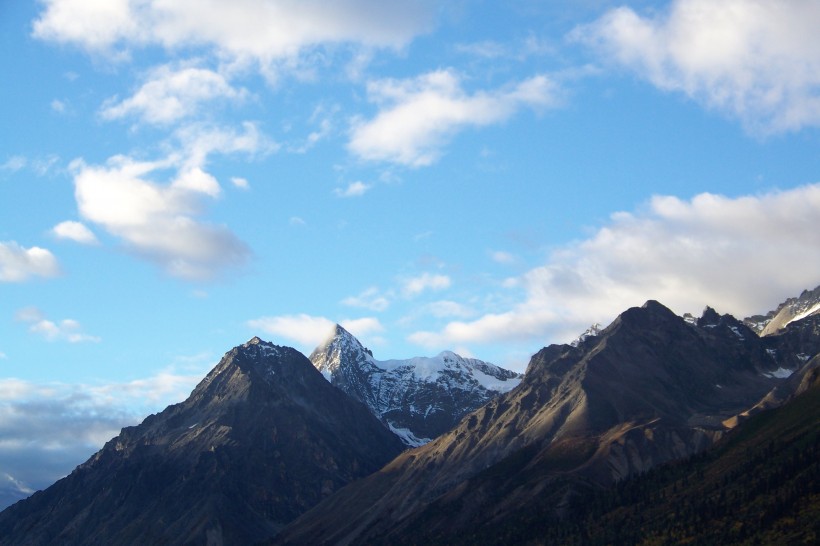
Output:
[
  {"xmin": 277, "ymin": 301, "xmax": 820, "ymax": 545},
  {"xmin": 0, "ymin": 338, "xmax": 404, "ymax": 546}
]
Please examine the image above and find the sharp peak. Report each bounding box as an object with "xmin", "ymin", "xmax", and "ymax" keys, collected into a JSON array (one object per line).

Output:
[{"xmin": 243, "ymin": 336, "xmax": 275, "ymax": 348}]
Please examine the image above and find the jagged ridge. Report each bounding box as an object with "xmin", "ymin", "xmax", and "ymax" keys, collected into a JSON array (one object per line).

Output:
[{"xmin": 310, "ymin": 324, "xmax": 522, "ymax": 446}]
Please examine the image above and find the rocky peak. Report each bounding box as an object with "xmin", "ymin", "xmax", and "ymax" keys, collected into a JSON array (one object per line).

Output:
[
  {"xmin": 308, "ymin": 329, "xmax": 521, "ymax": 447},
  {"xmin": 570, "ymin": 323, "xmax": 603, "ymax": 347},
  {"xmin": 745, "ymin": 284, "xmax": 820, "ymax": 336}
]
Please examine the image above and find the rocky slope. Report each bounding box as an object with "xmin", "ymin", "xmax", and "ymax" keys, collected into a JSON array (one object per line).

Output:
[
  {"xmin": 745, "ymin": 284, "xmax": 820, "ymax": 336},
  {"xmin": 277, "ymin": 301, "xmax": 820, "ymax": 545},
  {"xmin": 0, "ymin": 337, "xmax": 404, "ymax": 546},
  {"xmin": 310, "ymin": 324, "xmax": 521, "ymax": 446}
]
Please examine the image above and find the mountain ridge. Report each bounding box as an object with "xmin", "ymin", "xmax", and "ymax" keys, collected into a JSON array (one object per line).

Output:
[{"xmin": 277, "ymin": 300, "xmax": 820, "ymax": 545}]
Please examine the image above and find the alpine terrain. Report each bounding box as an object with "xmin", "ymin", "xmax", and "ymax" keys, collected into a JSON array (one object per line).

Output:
[
  {"xmin": 744, "ymin": 284, "xmax": 820, "ymax": 336},
  {"xmin": 277, "ymin": 299, "xmax": 820, "ymax": 545},
  {"xmin": 0, "ymin": 338, "xmax": 404, "ymax": 546},
  {"xmin": 310, "ymin": 324, "xmax": 522, "ymax": 446}
]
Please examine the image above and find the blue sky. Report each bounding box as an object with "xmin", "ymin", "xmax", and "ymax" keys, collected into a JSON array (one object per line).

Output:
[{"xmin": 3, "ymin": 0, "xmax": 820, "ymax": 499}]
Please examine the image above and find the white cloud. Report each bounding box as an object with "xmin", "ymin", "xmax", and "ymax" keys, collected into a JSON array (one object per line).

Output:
[
  {"xmin": 33, "ymin": 0, "xmax": 434, "ymax": 75},
  {"xmin": 348, "ymin": 69, "xmax": 560, "ymax": 166},
  {"xmin": 342, "ymin": 286, "xmax": 390, "ymax": 311},
  {"xmin": 289, "ymin": 216, "xmax": 306, "ymax": 226},
  {"xmin": 247, "ymin": 313, "xmax": 384, "ymax": 350},
  {"xmin": 0, "ymin": 242, "xmax": 60, "ymax": 282},
  {"xmin": 15, "ymin": 307, "xmax": 100, "ymax": 344},
  {"xmin": 174, "ymin": 121, "xmax": 275, "ymax": 170},
  {"xmin": 410, "ymin": 183, "xmax": 820, "ymax": 348},
  {"xmin": 0, "ymin": 352, "xmax": 7, "ymax": 360},
  {"xmin": 334, "ymin": 180, "xmax": 371, "ymax": 198},
  {"xmin": 573, "ymin": 0, "xmax": 820, "ymax": 133},
  {"xmin": 100, "ymin": 64, "xmax": 247, "ymax": 125},
  {"xmin": 52, "ymin": 220, "xmax": 99, "ymax": 245},
  {"xmin": 68, "ymin": 122, "xmax": 269, "ymax": 280},
  {"xmin": 230, "ymin": 176, "xmax": 249, "ymax": 189},
  {"xmin": 402, "ymin": 272, "xmax": 451, "ymax": 297}
]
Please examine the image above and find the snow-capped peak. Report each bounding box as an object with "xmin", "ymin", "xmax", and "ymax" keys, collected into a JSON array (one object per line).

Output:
[
  {"xmin": 308, "ymin": 328, "xmax": 522, "ymax": 447},
  {"xmin": 571, "ymin": 323, "xmax": 603, "ymax": 347}
]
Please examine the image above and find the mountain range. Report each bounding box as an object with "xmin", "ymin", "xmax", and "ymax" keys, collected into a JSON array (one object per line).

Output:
[
  {"xmin": 1, "ymin": 285, "xmax": 820, "ymax": 545},
  {"xmin": 277, "ymin": 294, "xmax": 820, "ymax": 545}
]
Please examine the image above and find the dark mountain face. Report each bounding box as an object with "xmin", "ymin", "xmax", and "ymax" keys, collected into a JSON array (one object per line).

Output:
[
  {"xmin": 0, "ymin": 338, "xmax": 404, "ymax": 546},
  {"xmin": 277, "ymin": 301, "xmax": 820, "ymax": 545},
  {"xmin": 310, "ymin": 324, "xmax": 522, "ymax": 446}
]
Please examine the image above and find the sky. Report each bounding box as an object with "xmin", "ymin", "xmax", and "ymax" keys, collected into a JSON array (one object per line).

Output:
[{"xmin": 3, "ymin": 0, "xmax": 820, "ymax": 502}]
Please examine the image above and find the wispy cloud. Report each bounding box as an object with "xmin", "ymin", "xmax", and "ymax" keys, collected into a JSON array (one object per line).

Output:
[
  {"xmin": 572, "ymin": 0, "xmax": 820, "ymax": 133},
  {"xmin": 349, "ymin": 69, "xmax": 560, "ymax": 166},
  {"xmin": 0, "ymin": 367, "xmax": 208, "ymax": 499},
  {"xmin": 401, "ymin": 272, "xmax": 451, "ymax": 297},
  {"xmin": 0, "ymin": 242, "xmax": 60, "ymax": 282},
  {"xmin": 15, "ymin": 307, "xmax": 100, "ymax": 344},
  {"xmin": 411, "ymin": 183, "xmax": 820, "ymax": 348},
  {"xmin": 230, "ymin": 176, "xmax": 249, "ymax": 190},
  {"xmin": 334, "ymin": 180, "xmax": 371, "ymax": 198},
  {"xmin": 490, "ymin": 250, "xmax": 516, "ymax": 264},
  {"xmin": 341, "ymin": 286, "xmax": 390, "ymax": 311},
  {"xmin": 100, "ymin": 63, "xmax": 247, "ymax": 126},
  {"xmin": 0, "ymin": 156, "xmax": 27, "ymax": 172}
]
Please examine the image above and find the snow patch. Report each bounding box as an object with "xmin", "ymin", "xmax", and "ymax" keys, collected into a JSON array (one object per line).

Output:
[
  {"xmin": 787, "ymin": 301, "xmax": 820, "ymax": 326},
  {"xmin": 387, "ymin": 422, "xmax": 431, "ymax": 447},
  {"xmin": 763, "ymin": 367, "xmax": 795, "ymax": 379}
]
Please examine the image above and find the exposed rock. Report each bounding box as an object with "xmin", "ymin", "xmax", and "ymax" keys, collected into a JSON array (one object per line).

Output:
[{"xmin": 310, "ymin": 324, "xmax": 521, "ymax": 446}]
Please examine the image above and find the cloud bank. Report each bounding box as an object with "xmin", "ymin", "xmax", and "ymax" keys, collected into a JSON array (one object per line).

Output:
[
  {"xmin": 33, "ymin": 0, "xmax": 435, "ymax": 73},
  {"xmin": 0, "ymin": 369, "xmax": 206, "ymax": 505},
  {"xmin": 411, "ymin": 183, "xmax": 820, "ymax": 348}
]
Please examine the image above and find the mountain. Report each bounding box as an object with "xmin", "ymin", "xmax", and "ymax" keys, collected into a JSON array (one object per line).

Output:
[
  {"xmin": 745, "ymin": 284, "xmax": 820, "ymax": 336},
  {"xmin": 309, "ymin": 324, "xmax": 522, "ymax": 446},
  {"xmin": 277, "ymin": 301, "xmax": 820, "ymax": 545},
  {"xmin": 0, "ymin": 337, "xmax": 404, "ymax": 546},
  {"xmin": 415, "ymin": 361, "xmax": 820, "ymax": 545}
]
